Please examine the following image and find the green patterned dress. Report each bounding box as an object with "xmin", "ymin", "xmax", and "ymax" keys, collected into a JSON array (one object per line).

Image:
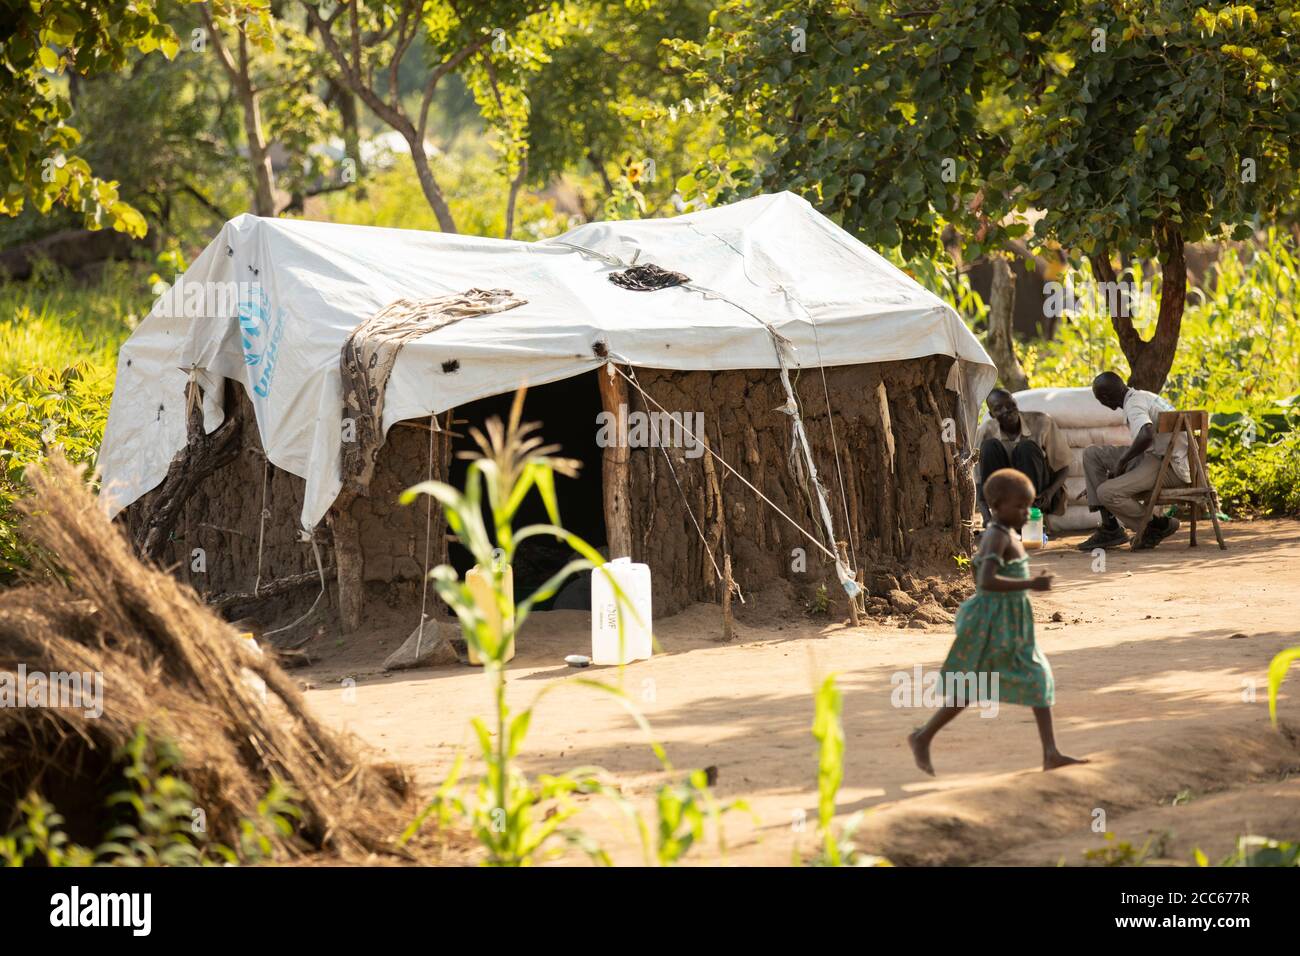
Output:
[{"xmin": 940, "ymin": 554, "xmax": 1054, "ymax": 708}]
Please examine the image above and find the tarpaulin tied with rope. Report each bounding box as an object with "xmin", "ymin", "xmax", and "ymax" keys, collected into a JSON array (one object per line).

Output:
[{"xmin": 338, "ymin": 288, "xmax": 526, "ymax": 495}]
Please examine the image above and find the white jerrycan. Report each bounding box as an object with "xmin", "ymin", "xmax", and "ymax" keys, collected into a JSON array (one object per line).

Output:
[
  {"xmin": 464, "ymin": 564, "xmax": 516, "ymax": 665},
  {"xmin": 591, "ymin": 558, "xmax": 653, "ymax": 665}
]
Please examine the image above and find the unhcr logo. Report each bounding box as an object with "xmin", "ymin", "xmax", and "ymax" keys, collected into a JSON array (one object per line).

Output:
[
  {"xmin": 238, "ymin": 287, "xmax": 271, "ymax": 367},
  {"xmin": 236, "ymin": 287, "xmax": 285, "ymax": 398},
  {"xmin": 148, "ymin": 278, "xmax": 285, "ymax": 398}
]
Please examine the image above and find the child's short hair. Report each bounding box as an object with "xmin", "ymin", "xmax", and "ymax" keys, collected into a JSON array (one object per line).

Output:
[{"xmin": 983, "ymin": 468, "xmax": 1036, "ymax": 506}]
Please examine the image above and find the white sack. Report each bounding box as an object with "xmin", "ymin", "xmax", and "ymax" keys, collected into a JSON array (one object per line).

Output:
[{"xmin": 1013, "ymin": 386, "xmax": 1125, "ymax": 429}]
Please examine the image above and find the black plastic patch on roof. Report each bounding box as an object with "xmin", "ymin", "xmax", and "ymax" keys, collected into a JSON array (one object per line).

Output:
[
  {"xmin": 608, "ymin": 263, "xmax": 689, "ymax": 291},
  {"xmin": 441, "ymin": 359, "xmax": 460, "ymax": 373}
]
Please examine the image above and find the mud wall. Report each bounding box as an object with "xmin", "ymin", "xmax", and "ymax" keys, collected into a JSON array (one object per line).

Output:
[
  {"xmin": 124, "ymin": 390, "xmax": 447, "ymax": 622},
  {"xmin": 624, "ymin": 356, "xmax": 974, "ymax": 616},
  {"xmin": 123, "ymin": 356, "xmax": 974, "ymax": 625}
]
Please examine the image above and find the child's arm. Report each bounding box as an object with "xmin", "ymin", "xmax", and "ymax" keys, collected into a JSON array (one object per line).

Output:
[{"xmin": 974, "ymin": 527, "xmax": 1054, "ymax": 592}]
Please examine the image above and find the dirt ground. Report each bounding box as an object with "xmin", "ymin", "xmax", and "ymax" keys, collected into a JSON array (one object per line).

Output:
[{"xmin": 302, "ymin": 519, "xmax": 1300, "ymax": 866}]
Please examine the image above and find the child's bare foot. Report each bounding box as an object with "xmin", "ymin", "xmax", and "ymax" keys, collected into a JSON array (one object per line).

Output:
[
  {"xmin": 1042, "ymin": 750, "xmax": 1089, "ymax": 771},
  {"xmin": 908, "ymin": 729, "xmax": 935, "ymax": 776}
]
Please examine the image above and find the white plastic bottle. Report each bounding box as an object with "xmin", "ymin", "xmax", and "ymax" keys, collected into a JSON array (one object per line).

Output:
[{"xmin": 1023, "ymin": 507, "xmax": 1045, "ymax": 549}]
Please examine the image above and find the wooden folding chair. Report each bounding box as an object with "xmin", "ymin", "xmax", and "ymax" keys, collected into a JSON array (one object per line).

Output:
[{"xmin": 1134, "ymin": 410, "xmax": 1227, "ymax": 550}]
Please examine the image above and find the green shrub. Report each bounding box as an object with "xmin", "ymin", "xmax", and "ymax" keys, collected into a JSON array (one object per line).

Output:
[{"xmin": 0, "ymin": 261, "xmax": 150, "ymax": 574}]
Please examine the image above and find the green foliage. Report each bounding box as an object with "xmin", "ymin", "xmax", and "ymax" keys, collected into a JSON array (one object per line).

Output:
[
  {"xmin": 0, "ymin": 261, "xmax": 149, "ymax": 574},
  {"xmin": 1268, "ymin": 645, "xmax": 1300, "ymax": 727},
  {"xmin": 0, "ymin": 796, "xmax": 95, "ymax": 867},
  {"xmin": 98, "ymin": 730, "xmax": 214, "ymax": 866},
  {"xmin": 674, "ymin": 1, "xmax": 1300, "ymax": 261},
  {"xmin": 1083, "ymin": 831, "xmax": 1168, "ymax": 865},
  {"xmin": 309, "ymin": 150, "xmax": 576, "ymax": 240},
  {"xmin": 508, "ymin": 0, "xmax": 723, "ymax": 219},
  {"xmin": 1, "ymin": 726, "xmax": 302, "ymax": 866},
  {"xmin": 1203, "ymin": 834, "xmax": 1300, "ymax": 867},
  {"xmin": 1087, "ymin": 830, "xmax": 1300, "ymax": 867},
  {"xmin": 0, "ymin": 0, "xmax": 182, "ymax": 236},
  {"xmin": 807, "ymin": 583, "xmax": 830, "ymax": 616}
]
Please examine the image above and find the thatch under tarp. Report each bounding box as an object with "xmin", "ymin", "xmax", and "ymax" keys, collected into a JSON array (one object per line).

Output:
[{"xmin": 0, "ymin": 453, "xmax": 430, "ymax": 862}]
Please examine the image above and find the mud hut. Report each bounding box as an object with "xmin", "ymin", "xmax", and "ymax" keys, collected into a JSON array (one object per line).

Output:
[{"xmin": 98, "ymin": 192, "xmax": 995, "ymax": 633}]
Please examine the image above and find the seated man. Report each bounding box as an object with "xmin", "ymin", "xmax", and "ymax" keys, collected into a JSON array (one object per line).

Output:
[
  {"xmin": 974, "ymin": 388, "xmax": 1071, "ymax": 527},
  {"xmin": 1078, "ymin": 371, "xmax": 1190, "ymax": 551}
]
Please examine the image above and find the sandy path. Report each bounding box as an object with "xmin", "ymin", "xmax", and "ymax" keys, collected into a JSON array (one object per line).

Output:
[{"xmin": 304, "ymin": 520, "xmax": 1300, "ymax": 865}]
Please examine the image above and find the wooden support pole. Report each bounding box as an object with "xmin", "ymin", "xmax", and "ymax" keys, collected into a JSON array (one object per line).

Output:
[
  {"xmin": 874, "ymin": 379, "xmax": 900, "ymax": 558},
  {"xmin": 135, "ymin": 378, "xmax": 243, "ymax": 561},
  {"xmin": 597, "ymin": 364, "xmax": 633, "ymax": 559},
  {"xmin": 838, "ymin": 540, "xmax": 861, "ymax": 628},
  {"xmin": 720, "ymin": 554, "xmax": 734, "ymax": 642},
  {"xmin": 329, "ymin": 495, "xmax": 364, "ymax": 633}
]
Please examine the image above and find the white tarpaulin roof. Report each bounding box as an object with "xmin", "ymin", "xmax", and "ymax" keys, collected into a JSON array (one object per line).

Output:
[{"xmin": 98, "ymin": 191, "xmax": 996, "ymax": 530}]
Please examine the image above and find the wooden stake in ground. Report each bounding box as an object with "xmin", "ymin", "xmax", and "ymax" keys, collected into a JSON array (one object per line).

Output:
[
  {"xmin": 720, "ymin": 553, "xmax": 735, "ymax": 642},
  {"xmin": 838, "ymin": 540, "xmax": 861, "ymax": 628}
]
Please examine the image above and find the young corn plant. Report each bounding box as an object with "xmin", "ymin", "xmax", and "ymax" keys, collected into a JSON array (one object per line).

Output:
[
  {"xmin": 1268, "ymin": 646, "xmax": 1299, "ymax": 728},
  {"xmin": 806, "ymin": 673, "xmax": 890, "ymax": 867},
  {"xmin": 1, "ymin": 728, "xmax": 303, "ymax": 867},
  {"xmin": 399, "ymin": 388, "xmax": 745, "ymax": 865}
]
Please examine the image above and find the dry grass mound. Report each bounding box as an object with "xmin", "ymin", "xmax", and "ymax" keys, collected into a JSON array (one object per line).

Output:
[{"xmin": 0, "ymin": 454, "xmax": 422, "ymax": 861}]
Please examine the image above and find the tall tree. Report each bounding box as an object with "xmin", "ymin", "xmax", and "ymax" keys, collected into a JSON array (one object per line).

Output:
[
  {"xmin": 672, "ymin": 0, "xmax": 1300, "ymax": 391},
  {"xmin": 200, "ymin": 1, "xmax": 279, "ymax": 216},
  {"xmin": 301, "ymin": 0, "xmax": 550, "ymax": 234},
  {"xmin": 490, "ymin": 0, "xmax": 719, "ymax": 222}
]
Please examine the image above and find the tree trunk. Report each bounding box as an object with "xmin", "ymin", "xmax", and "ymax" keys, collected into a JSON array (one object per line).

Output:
[
  {"xmin": 504, "ymin": 153, "xmax": 528, "ymax": 240},
  {"xmin": 335, "ymin": 81, "xmax": 362, "ymax": 180},
  {"xmin": 985, "ymin": 255, "xmax": 1028, "ymax": 391},
  {"xmin": 202, "ymin": 4, "xmax": 276, "ymax": 218},
  {"xmin": 409, "ymin": 138, "xmax": 458, "ymax": 234},
  {"xmin": 329, "ymin": 497, "xmax": 364, "ymax": 633},
  {"xmin": 1092, "ymin": 227, "xmax": 1185, "ymax": 393},
  {"xmin": 239, "ymin": 79, "xmax": 277, "ymax": 218}
]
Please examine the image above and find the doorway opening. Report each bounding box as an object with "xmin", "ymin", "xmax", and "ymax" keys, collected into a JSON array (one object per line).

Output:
[{"xmin": 447, "ymin": 373, "xmax": 607, "ymax": 610}]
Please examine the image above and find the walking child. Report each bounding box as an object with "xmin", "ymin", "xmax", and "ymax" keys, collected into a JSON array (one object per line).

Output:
[{"xmin": 909, "ymin": 468, "xmax": 1087, "ymax": 775}]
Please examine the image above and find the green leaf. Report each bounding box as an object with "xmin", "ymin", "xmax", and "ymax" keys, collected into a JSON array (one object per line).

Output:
[{"xmin": 1267, "ymin": 646, "xmax": 1300, "ymax": 726}]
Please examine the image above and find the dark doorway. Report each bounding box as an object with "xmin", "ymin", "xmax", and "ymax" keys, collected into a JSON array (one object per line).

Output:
[{"xmin": 447, "ymin": 373, "xmax": 606, "ymax": 609}]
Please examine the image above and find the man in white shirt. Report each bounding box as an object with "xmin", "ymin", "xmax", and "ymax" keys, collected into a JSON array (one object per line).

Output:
[{"xmin": 1078, "ymin": 371, "xmax": 1190, "ymax": 551}]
